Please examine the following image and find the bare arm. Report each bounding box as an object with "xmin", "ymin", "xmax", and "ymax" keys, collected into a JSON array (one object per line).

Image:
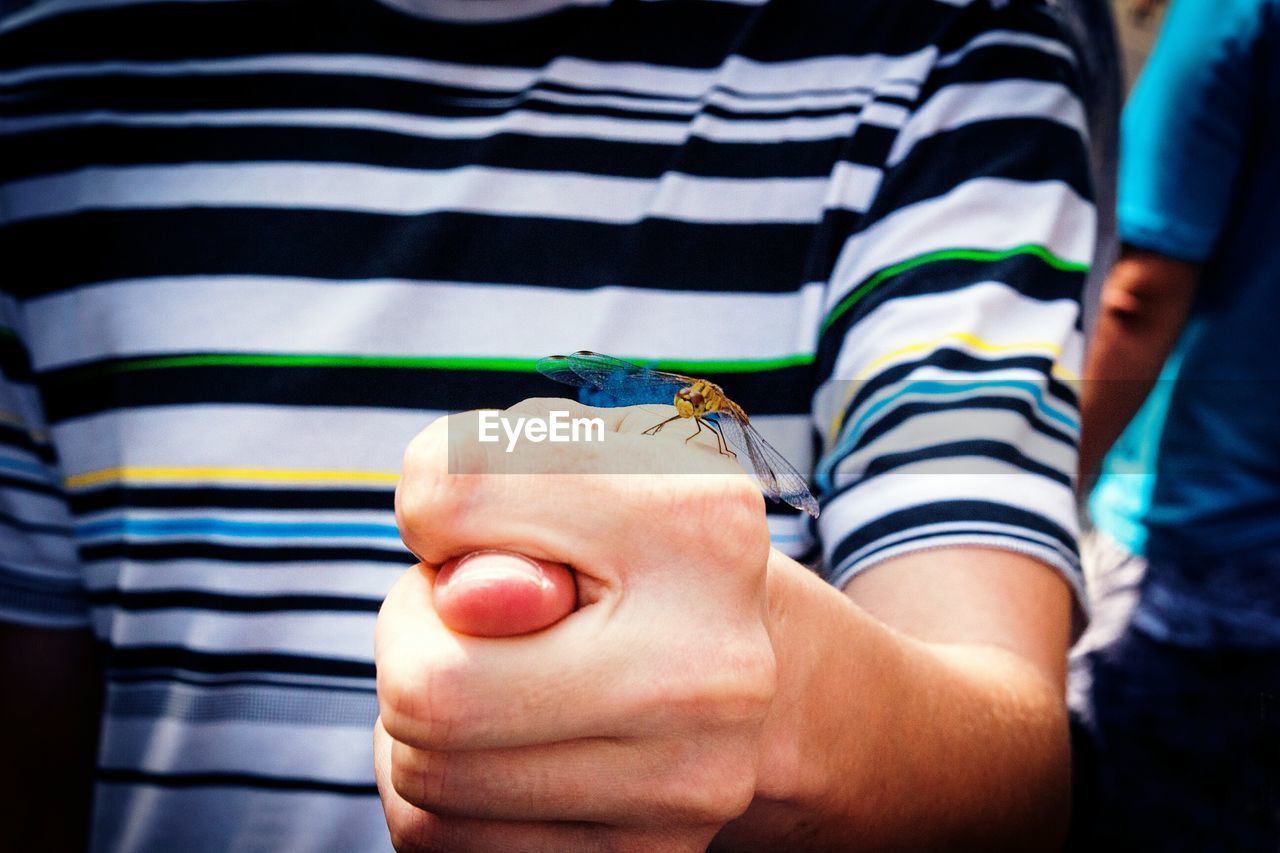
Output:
[
  {"xmin": 0, "ymin": 623, "xmax": 102, "ymax": 852},
  {"xmin": 1077, "ymin": 247, "xmax": 1199, "ymax": 488},
  {"xmin": 713, "ymin": 547, "xmax": 1071, "ymax": 851},
  {"xmin": 376, "ymin": 405, "xmax": 1074, "ymax": 851}
]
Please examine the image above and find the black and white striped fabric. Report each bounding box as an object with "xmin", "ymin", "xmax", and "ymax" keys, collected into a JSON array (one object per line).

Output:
[{"xmin": 0, "ymin": 0, "xmax": 1095, "ymax": 848}]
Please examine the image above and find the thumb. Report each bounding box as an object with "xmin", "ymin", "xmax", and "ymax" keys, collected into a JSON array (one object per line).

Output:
[{"xmin": 433, "ymin": 550, "xmax": 577, "ymax": 637}]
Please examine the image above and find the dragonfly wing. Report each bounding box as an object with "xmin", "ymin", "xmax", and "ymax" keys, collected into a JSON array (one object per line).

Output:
[
  {"xmin": 713, "ymin": 415, "xmax": 819, "ymax": 518},
  {"xmin": 538, "ymin": 354, "xmax": 818, "ymax": 516},
  {"xmin": 537, "ymin": 351, "xmax": 689, "ymax": 406},
  {"xmin": 535, "ymin": 351, "xmax": 616, "ymax": 390}
]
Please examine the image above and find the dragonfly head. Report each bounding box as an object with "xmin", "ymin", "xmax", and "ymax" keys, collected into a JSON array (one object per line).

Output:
[{"xmin": 674, "ymin": 386, "xmax": 706, "ymax": 418}]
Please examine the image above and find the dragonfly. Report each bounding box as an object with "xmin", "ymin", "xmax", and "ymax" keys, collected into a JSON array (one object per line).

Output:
[{"xmin": 536, "ymin": 351, "xmax": 819, "ymax": 518}]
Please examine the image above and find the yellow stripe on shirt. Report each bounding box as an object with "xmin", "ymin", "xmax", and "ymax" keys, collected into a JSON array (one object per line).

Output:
[{"xmin": 65, "ymin": 466, "xmax": 401, "ymax": 491}]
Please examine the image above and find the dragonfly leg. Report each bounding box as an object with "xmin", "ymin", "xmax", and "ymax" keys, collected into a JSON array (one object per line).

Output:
[
  {"xmin": 704, "ymin": 418, "xmax": 737, "ymax": 459},
  {"xmin": 684, "ymin": 418, "xmax": 703, "ymax": 444},
  {"xmin": 642, "ymin": 415, "xmax": 681, "ymax": 436}
]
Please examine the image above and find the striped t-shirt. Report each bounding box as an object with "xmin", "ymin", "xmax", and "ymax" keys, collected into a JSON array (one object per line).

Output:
[{"xmin": 1, "ymin": 0, "xmax": 1095, "ymax": 849}]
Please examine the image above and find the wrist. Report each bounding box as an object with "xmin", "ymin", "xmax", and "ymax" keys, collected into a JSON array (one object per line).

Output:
[{"xmin": 721, "ymin": 552, "xmax": 894, "ymax": 845}]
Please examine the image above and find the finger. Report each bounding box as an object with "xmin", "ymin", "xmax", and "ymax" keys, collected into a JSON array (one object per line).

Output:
[
  {"xmin": 396, "ymin": 401, "xmax": 756, "ymax": 570},
  {"xmin": 433, "ymin": 550, "xmax": 577, "ymax": 638},
  {"xmin": 388, "ymin": 735, "xmax": 757, "ymax": 827},
  {"xmin": 376, "ymin": 715, "xmax": 440, "ymax": 849},
  {"xmin": 376, "ymin": 563, "xmax": 632, "ymax": 750},
  {"xmin": 376, "ymin": 564, "xmax": 775, "ymax": 751},
  {"xmin": 376, "ymin": 721, "xmax": 707, "ymax": 853}
]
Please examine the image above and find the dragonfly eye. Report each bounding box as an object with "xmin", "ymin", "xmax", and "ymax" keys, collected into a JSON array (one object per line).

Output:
[{"xmin": 677, "ymin": 388, "xmax": 705, "ymax": 407}]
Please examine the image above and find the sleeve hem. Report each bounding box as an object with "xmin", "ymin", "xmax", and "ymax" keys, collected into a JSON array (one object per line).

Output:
[
  {"xmin": 1118, "ymin": 205, "xmax": 1217, "ymax": 262},
  {"xmin": 826, "ymin": 533, "xmax": 1090, "ymax": 638}
]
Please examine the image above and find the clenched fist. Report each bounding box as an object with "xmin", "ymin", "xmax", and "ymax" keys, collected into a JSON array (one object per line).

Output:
[{"xmin": 375, "ymin": 399, "xmax": 780, "ymax": 852}]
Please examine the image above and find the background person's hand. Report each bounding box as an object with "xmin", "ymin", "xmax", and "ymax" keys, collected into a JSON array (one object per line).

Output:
[{"xmin": 375, "ymin": 399, "xmax": 779, "ymax": 851}]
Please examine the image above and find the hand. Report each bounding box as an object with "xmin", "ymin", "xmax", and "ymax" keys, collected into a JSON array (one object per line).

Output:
[{"xmin": 375, "ymin": 399, "xmax": 780, "ymax": 852}]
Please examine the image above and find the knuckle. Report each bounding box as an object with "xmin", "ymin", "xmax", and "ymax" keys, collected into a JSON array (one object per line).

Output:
[
  {"xmin": 658, "ymin": 749, "xmax": 758, "ymax": 825},
  {"xmin": 651, "ymin": 637, "xmax": 775, "ymax": 731},
  {"xmin": 377, "ymin": 646, "xmax": 467, "ymax": 751},
  {"xmin": 717, "ymin": 638, "xmax": 778, "ymax": 714},
  {"xmin": 722, "ymin": 474, "xmax": 769, "ymax": 523},
  {"xmin": 699, "ymin": 649, "xmax": 777, "ymax": 730},
  {"xmin": 393, "ymin": 474, "xmax": 431, "ymax": 542},
  {"xmin": 692, "ymin": 468, "xmax": 763, "ymax": 522},
  {"xmin": 402, "ymin": 416, "xmax": 451, "ymax": 478},
  {"xmin": 710, "ymin": 767, "xmax": 759, "ymax": 823},
  {"xmin": 390, "ymin": 748, "xmax": 454, "ymax": 813},
  {"xmin": 414, "ymin": 664, "xmax": 467, "ymax": 750},
  {"xmin": 396, "ymin": 426, "xmax": 447, "ymax": 538},
  {"xmin": 679, "ymin": 477, "xmax": 769, "ymax": 562},
  {"xmin": 376, "ymin": 651, "xmax": 424, "ymax": 743},
  {"xmin": 396, "ymin": 418, "xmax": 483, "ymax": 560},
  {"xmin": 642, "ymin": 466, "xmax": 761, "ymax": 530}
]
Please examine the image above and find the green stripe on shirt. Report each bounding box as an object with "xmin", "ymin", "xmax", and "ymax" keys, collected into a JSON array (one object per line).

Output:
[{"xmin": 821, "ymin": 243, "xmax": 1089, "ymax": 334}]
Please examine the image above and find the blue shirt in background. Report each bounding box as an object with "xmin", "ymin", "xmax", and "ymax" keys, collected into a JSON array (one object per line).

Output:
[{"xmin": 1091, "ymin": 0, "xmax": 1280, "ymax": 644}]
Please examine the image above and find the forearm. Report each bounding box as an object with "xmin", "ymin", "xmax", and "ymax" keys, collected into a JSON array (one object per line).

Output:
[
  {"xmin": 1077, "ymin": 313, "xmax": 1177, "ymax": 486},
  {"xmin": 715, "ymin": 554, "xmax": 1069, "ymax": 851},
  {"xmin": 1077, "ymin": 248, "xmax": 1199, "ymax": 486}
]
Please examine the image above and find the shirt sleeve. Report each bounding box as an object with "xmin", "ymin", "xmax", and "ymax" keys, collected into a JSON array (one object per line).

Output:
[
  {"xmin": 1118, "ymin": 0, "xmax": 1266, "ymax": 261},
  {"xmin": 813, "ymin": 0, "xmax": 1094, "ymax": 605},
  {"xmin": 0, "ymin": 294, "xmax": 87, "ymax": 629}
]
